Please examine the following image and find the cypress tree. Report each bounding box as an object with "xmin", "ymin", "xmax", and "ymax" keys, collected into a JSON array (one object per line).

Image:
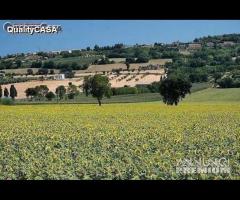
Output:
[
  {"xmin": 10, "ymin": 85, "xmax": 17, "ymax": 99},
  {"xmin": 0, "ymin": 85, "xmax": 2, "ymax": 98},
  {"xmin": 4, "ymin": 87, "xmax": 9, "ymax": 97}
]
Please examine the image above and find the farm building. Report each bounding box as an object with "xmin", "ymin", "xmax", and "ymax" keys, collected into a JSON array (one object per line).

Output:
[
  {"xmin": 187, "ymin": 43, "xmax": 202, "ymax": 51},
  {"xmin": 53, "ymin": 74, "xmax": 65, "ymax": 80},
  {"xmin": 206, "ymin": 42, "xmax": 215, "ymax": 47},
  {"xmin": 220, "ymin": 41, "xmax": 236, "ymax": 47},
  {"xmin": 50, "ymin": 50, "xmax": 61, "ymax": 55}
]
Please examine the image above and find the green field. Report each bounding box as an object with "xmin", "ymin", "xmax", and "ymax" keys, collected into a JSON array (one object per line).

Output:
[
  {"xmin": 184, "ymin": 88, "xmax": 240, "ymax": 102},
  {"xmin": 48, "ymin": 55, "xmax": 102, "ymax": 65},
  {"xmin": 16, "ymin": 93, "xmax": 162, "ymax": 105},
  {"xmin": 0, "ymin": 88, "xmax": 239, "ymax": 180}
]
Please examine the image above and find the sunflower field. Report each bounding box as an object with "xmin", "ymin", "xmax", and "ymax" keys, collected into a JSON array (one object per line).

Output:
[{"xmin": 0, "ymin": 103, "xmax": 239, "ymax": 180}]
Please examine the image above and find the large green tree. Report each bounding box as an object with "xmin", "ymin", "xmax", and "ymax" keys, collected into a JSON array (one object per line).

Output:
[
  {"xmin": 159, "ymin": 77, "xmax": 192, "ymax": 105},
  {"xmin": 83, "ymin": 74, "xmax": 111, "ymax": 106}
]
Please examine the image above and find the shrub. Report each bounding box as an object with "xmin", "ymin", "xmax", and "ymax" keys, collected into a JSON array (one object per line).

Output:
[
  {"xmin": 111, "ymin": 87, "xmax": 138, "ymax": 95},
  {"xmin": 0, "ymin": 98, "xmax": 14, "ymax": 105},
  {"xmin": 45, "ymin": 92, "xmax": 56, "ymax": 101}
]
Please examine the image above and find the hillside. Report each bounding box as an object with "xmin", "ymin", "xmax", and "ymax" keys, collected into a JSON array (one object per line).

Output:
[
  {"xmin": 184, "ymin": 88, "xmax": 240, "ymax": 102},
  {"xmin": 1, "ymin": 33, "xmax": 240, "ymax": 101}
]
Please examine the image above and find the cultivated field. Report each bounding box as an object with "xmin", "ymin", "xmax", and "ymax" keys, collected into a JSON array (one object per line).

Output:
[
  {"xmin": 0, "ymin": 89, "xmax": 239, "ymax": 179},
  {"xmin": 48, "ymin": 55, "xmax": 102, "ymax": 65},
  {"xmin": 109, "ymin": 74, "xmax": 164, "ymax": 88},
  {"xmin": 77, "ymin": 59, "xmax": 171, "ymax": 73}
]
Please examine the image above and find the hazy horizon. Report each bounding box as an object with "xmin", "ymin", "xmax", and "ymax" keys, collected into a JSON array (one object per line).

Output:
[{"xmin": 1, "ymin": 20, "xmax": 240, "ymax": 56}]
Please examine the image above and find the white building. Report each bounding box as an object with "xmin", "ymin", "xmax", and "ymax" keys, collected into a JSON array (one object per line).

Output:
[{"xmin": 54, "ymin": 74, "xmax": 65, "ymax": 80}]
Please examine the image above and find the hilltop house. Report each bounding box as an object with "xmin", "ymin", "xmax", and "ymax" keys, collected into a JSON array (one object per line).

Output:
[
  {"xmin": 206, "ymin": 42, "xmax": 215, "ymax": 47},
  {"xmin": 53, "ymin": 74, "xmax": 65, "ymax": 80},
  {"xmin": 187, "ymin": 43, "xmax": 202, "ymax": 51},
  {"xmin": 220, "ymin": 41, "xmax": 236, "ymax": 47},
  {"xmin": 50, "ymin": 51, "xmax": 61, "ymax": 55}
]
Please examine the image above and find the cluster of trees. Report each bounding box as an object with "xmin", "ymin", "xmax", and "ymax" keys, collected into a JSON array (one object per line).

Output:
[
  {"xmin": 25, "ymin": 85, "xmax": 50, "ymax": 100},
  {"xmin": 31, "ymin": 62, "xmax": 90, "ymax": 78},
  {"xmin": 25, "ymin": 83, "xmax": 79, "ymax": 101},
  {"xmin": 125, "ymin": 56, "xmax": 149, "ymax": 64},
  {"xmin": 0, "ymin": 85, "xmax": 17, "ymax": 99},
  {"xmin": 166, "ymin": 43, "xmax": 240, "ymax": 85},
  {"xmin": 60, "ymin": 50, "xmax": 82, "ymax": 58},
  {"xmin": 194, "ymin": 33, "xmax": 240, "ymax": 44},
  {"xmin": 31, "ymin": 61, "xmax": 89, "ymax": 71},
  {"xmin": 0, "ymin": 59, "xmax": 25, "ymax": 70},
  {"xmin": 36, "ymin": 52, "xmax": 52, "ymax": 58},
  {"xmin": 94, "ymin": 43, "xmax": 124, "ymax": 51},
  {"xmin": 28, "ymin": 67, "xmax": 75, "ymax": 78},
  {"xmin": 111, "ymin": 86, "xmax": 138, "ymax": 95},
  {"xmin": 37, "ymin": 68, "xmax": 52, "ymax": 75},
  {"xmin": 93, "ymin": 58, "xmax": 115, "ymax": 65},
  {"xmin": 103, "ymin": 43, "xmax": 181, "ymax": 60},
  {"xmin": 37, "ymin": 50, "xmax": 93, "ymax": 59},
  {"xmin": 0, "ymin": 77, "xmax": 34, "ymax": 85},
  {"xmin": 0, "ymin": 60, "xmax": 14, "ymax": 70},
  {"xmin": 217, "ymin": 77, "xmax": 240, "ymax": 88},
  {"xmin": 189, "ymin": 72, "xmax": 208, "ymax": 82}
]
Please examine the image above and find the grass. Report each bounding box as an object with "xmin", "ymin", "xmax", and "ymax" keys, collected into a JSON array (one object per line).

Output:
[
  {"xmin": 16, "ymin": 93, "xmax": 162, "ymax": 105},
  {"xmin": 190, "ymin": 82, "xmax": 211, "ymax": 93},
  {"xmin": 184, "ymin": 88, "xmax": 240, "ymax": 102},
  {"xmin": 0, "ymin": 98, "xmax": 14, "ymax": 105},
  {"xmin": 48, "ymin": 55, "xmax": 101, "ymax": 65}
]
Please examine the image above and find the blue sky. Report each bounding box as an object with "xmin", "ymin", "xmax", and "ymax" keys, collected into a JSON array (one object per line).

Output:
[{"xmin": 1, "ymin": 20, "xmax": 240, "ymax": 56}]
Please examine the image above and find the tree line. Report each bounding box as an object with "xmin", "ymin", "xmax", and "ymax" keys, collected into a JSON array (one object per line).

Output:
[
  {"xmin": 1, "ymin": 74, "xmax": 192, "ymax": 106},
  {"xmin": 25, "ymin": 82, "xmax": 79, "ymax": 101}
]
